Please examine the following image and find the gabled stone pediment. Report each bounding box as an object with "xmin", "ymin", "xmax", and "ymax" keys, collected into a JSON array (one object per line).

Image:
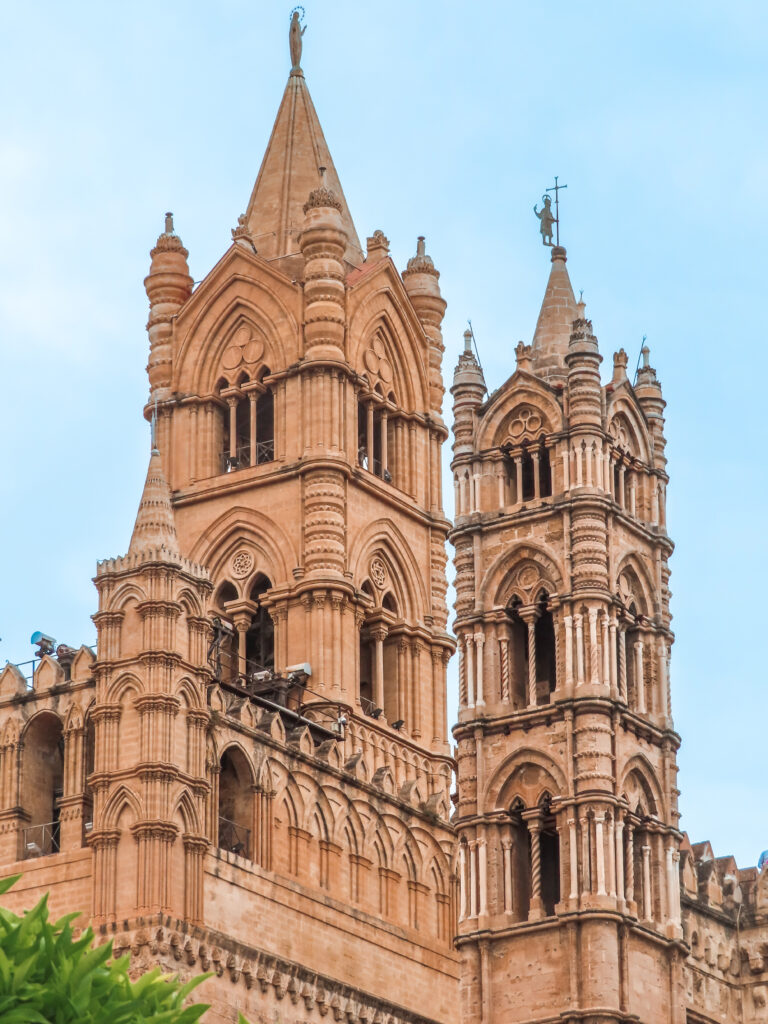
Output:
[
  {"xmin": 70, "ymin": 645, "xmax": 96, "ymax": 682},
  {"xmin": 33, "ymin": 654, "xmax": 64, "ymax": 692},
  {"xmin": 0, "ymin": 662, "xmax": 27, "ymax": 699}
]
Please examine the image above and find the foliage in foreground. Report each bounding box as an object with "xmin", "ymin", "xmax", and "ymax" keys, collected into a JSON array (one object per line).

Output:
[{"xmin": 0, "ymin": 874, "xmax": 243, "ymax": 1024}]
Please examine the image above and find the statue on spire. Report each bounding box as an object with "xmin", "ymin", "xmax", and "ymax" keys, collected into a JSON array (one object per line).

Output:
[
  {"xmin": 533, "ymin": 195, "xmax": 556, "ymax": 247},
  {"xmin": 534, "ymin": 176, "xmax": 568, "ymax": 247},
  {"xmin": 289, "ymin": 8, "xmax": 306, "ymax": 70}
]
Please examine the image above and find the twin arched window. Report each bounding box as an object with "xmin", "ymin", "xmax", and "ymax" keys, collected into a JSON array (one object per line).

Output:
[
  {"xmin": 218, "ymin": 369, "xmax": 275, "ymax": 473},
  {"xmin": 209, "ymin": 574, "xmax": 275, "ymax": 685}
]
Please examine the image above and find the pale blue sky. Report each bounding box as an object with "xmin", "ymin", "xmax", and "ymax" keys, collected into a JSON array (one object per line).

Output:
[{"xmin": 1, "ymin": 1, "xmax": 766, "ymax": 866}]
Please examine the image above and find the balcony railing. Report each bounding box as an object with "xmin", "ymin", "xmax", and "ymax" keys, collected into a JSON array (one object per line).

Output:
[
  {"xmin": 220, "ymin": 440, "xmax": 274, "ymax": 473},
  {"xmin": 23, "ymin": 820, "xmax": 60, "ymax": 858},
  {"xmin": 218, "ymin": 815, "xmax": 251, "ymax": 858}
]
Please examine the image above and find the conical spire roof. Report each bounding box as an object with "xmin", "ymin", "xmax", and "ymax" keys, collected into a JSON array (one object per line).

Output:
[
  {"xmin": 128, "ymin": 449, "xmax": 180, "ymax": 557},
  {"xmin": 244, "ymin": 62, "xmax": 362, "ymax": 267},
  {"xmin": 531, "ymin": 245, "xmax": 578, "ymax": 381}
]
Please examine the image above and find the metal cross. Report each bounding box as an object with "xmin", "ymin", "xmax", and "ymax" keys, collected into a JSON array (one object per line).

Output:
[{"xmin": 545, "ymin": 176, "xmax": 568, "ymax": 246}]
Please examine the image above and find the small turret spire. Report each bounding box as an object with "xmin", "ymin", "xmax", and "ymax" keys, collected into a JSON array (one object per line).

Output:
[{"xmin": 128, "ymin": 449, "xmax": 179, "ymax": 557}]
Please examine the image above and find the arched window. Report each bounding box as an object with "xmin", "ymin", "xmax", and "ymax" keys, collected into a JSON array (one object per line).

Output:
[
  {"xmin": 220, "ymin": 388, "xmax": 250, "ymax": 472},
  {"xmin": 209, "ymin": 582, "xmax": 238, "ymax": 682},
  {"xmin": 624, "ymin": 603, "xmax": 647, "ymax": 713},
  {"xmin": 245, "ymin": 574, "xmax": 274, "ymax": 675},
  {"xmin": 631, "ymin": 806, "xmax": 654, "ymax": 922},
  {"xmin": 521, "ymin": 448, "xmax": 535, "ymax": 501},
  {"xmin": 218, "ymin": 368, "xmax": 275, "ymax": 473},
  {"xmin": 539, "ymin": 442, "xmax": 552, "ymax": 498},
  {"xmin": 83, "ymin": 714, "xmax": 95, "ymax": 835},
  {"xmin": 218, "ymin": 748, "xmax": 253, "ymax": 858},
  {"xmin": 533, "ymin": 591, "xmax": 556, "ymax": 702},
  {"xmin": 506, "ymin": 599, "xmax": 528, "ymax": 708},
  {"xmin": 21, "ymin": 713, "xmax": 63, "ymax": 858},
  {"xmin": 357, "ymin": 579, "xmax": 403, "ymax": 723},
  {"xmin": 357, "ymin": 393, "xmax": 394, "ymax": 483},
  {"xmin": 508, "ymin": 798, "xmax": 530, "ymax": 922},
  {"xmin": 507, "ymin": 794, "xmax": 560, "ymax": 921},
  {"xmin": 504, "ymin": 594, "xmax": 556, "ymax": 708},
  {"xmin": 255, "ymin": 368, "xmax": 275, "ymax": 464},
  {"xmin": 508, "ymin": 437, "xmax": 552, "ymax": 504},
  {"xmin": 538, "ymin": 794, "xmax": 560, "ymax": 916}
]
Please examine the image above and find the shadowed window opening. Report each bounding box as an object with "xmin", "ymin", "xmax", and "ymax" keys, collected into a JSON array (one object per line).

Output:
[
  {"xmin": 534, "ymin": 591, "xmax": 556, "ymax": 700},
  {"xmin": 521, "ymin": 449, "xmax": 535, "ymax": 501},
  {"xmin": 218, "ymin": 749, "xmax": 252, "ymax": 859},
  {"xmin": 21, "ymin": 713, "xmax": 64, "ymax": 858},
  {"xmin": 246, "ymin": 575, "xmax": 274, "ymax": 675},
  {"xmin": 539, "ymin": 795, "xmax": 560, "ymax": 916}
]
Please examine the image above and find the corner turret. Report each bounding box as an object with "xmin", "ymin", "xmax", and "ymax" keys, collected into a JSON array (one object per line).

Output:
[
  {"xmin": 402, "ymin": 236, "xmax": 447, "ymax": 421},
  {"xmin": 298, "ymin": 177, "xmax": 347, "ymax": 360},
  {"xmin": 634, "ymin": 344, "xmax": 667, "ymax": 473},
  {"xmin": 451, "ymin": 330, "xmax": 486, "ymax": 458},
  {"xmin": 144, "ymin": 213, "xmax": 193, "ymax": 405}
]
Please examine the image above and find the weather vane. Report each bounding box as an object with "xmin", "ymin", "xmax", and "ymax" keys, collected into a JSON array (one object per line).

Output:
[
  {"xmin": 534, "ymin": 176, "xmax": 568, "ymax": 247},
  {"xmin": 289, "ymin": 7, "xmax": 306, "ymax": 71}
]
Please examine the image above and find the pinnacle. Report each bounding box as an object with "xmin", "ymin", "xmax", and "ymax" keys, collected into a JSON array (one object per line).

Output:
[
  {"xmin": 128, "ymin": 449, "xmax": 180, "ymax": 558},
  {"xmin": 244, "ymin": 71, "xmax": 362, "ymax": 266},
  {"xmin": 531, "ymin": 246, "xmax": 578, "ymax": 381}
]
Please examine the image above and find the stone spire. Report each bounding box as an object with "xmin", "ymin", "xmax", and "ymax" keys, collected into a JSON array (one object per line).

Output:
[
  {"xmin": 128, "ymin": 448, "xmax": 179, "ymax": 557},
  {"xmin": 530, "ymin": 245, "xmax": 578, "ymax": 382},
  {"xmin": 243, "ymin": 49, "xmax": 362, "ymax": 266}
]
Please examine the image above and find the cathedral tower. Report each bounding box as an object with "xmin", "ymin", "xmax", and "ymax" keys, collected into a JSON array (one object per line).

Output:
[
  {"xmin": 450, "ymin": 245, "xmax": 683, "ymax": 1024},
  {"xmin": 0, "ymin": 23, "xmax": 458, "ymax": 1024}
]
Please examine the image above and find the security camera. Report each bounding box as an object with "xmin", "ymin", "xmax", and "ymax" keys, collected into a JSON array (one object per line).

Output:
[
  {"xmin": 286, "ymin": 662, "xmax": 311, "ymax": 678},
  {"xmin": 251, "ymin": 669, "xmax": 274, "ymax": 684},
  {"xmin": 30, "ymin": 631, "xmax": 56, "ymax": 657}
]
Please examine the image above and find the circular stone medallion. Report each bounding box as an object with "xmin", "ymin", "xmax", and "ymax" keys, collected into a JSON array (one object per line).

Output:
[
  {"xmin": 231, "ymin": 550, "xmax": 254, "ymax": 579},
  {"xmin": 370, "ymin": 556, "xmax": 387, "ymax": 590}
]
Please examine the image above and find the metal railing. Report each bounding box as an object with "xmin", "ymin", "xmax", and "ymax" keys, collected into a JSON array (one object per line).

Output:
[
  {"xmin": 218, "ymin": 816, "xmax": 251, "ymax": 858},
  {"xmin": 220, "ymin": 440, "xmax": 275, "ymax": 473},
  {"xmin": 23, "ymin": 820, "xmax": 60, "ymax": 858}
]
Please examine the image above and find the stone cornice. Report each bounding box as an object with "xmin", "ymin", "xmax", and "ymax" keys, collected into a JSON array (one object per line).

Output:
[{"xmin": 105, "ymin": 917, "xmax": 453, "ymax": 1024}]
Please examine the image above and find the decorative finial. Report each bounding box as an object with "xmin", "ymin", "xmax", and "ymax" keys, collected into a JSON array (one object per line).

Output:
[
  {"xmin": 642, "ymin": 338, "xmax": 650, "ymax": 368},
  {"xmin": 165, "ymin": 212, "xmax": 174, "ymax": 234},
  {"xmin": 289, "ymin": 7, "xmax": 306, "ymax": 71},
  {"xmin": 463, "ymin": 328, "xmax": 473, "ymax": 353},
  {"xmin": 404, "ymin": 236, "xmax": 438, "ymax": 278},
  {"xmin": 534, "ymin": 177, "xmax": 568, "ymax": 247}
]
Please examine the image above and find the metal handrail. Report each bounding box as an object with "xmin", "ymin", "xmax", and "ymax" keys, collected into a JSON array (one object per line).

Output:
[
  {"xmin": 220, "ymin": 440, "xmax": 275, "ymax": 472},
  {"xmin": 23, "ymin": 820, "xmax": 60, "ymax": 858},
  {"xmin": 218, "ymin": 815, "xmax": 251, "ymax": 858}
]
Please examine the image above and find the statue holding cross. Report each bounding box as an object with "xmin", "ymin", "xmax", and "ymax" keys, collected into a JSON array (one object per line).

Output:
[{"xmin": 534, "ymin": 176, "xmax": 568, "ymax": 247}]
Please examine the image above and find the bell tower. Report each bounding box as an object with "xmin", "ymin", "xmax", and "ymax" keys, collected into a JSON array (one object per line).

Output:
[
  {"xmin": 450, "ymin": 245, "xmax": 684, "ymax": 1024},
  {"xmin": 82, "ymin": 20, "xmax": 459, "ymax": 1024}
]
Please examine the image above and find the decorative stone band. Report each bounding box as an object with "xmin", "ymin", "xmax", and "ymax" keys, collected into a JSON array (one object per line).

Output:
[
  {"xmin": 403, "ymin": 253, "xmax": 439, "ymax": 278},
  {"xmin": 109, "ymin": 918, "xmax": 444, "ymax": 1024},
  {"xmin": 95, "ymin": 550, "xmax": 210, "ymax": 580},
  {"xmin": 150, "ymin": 234, "xmax": 189, "ymax": 257}
]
